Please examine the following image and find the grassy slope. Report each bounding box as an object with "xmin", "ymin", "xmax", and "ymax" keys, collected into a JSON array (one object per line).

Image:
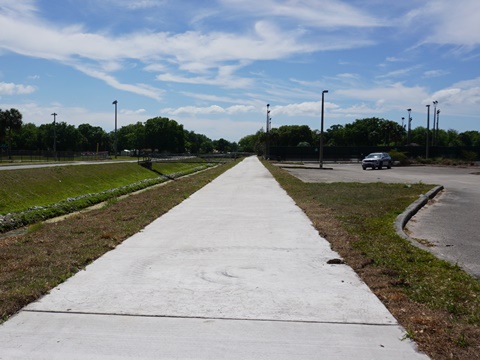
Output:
[{"xmin": 0, "ymin": 162, "xmax": 203, "ymax": 214}]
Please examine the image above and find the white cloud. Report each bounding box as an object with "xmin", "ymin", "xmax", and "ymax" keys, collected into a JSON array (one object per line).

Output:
[
  {"xmin": 377, "ymin": 65, "xmax": 422, "ymax": 79},
  {"xmin": 161, "ymin": 104, "xmax": 257, "ymax": 116},
  {"xmin": 423, "ymin": 69, "xmax": 449, "ymax": 78},
  {"xmin": 335, "ymin": 83, "xmax": 429, "ymax": 110},
  {"xmin": 0, "ymin": 81, "xmax": 36, "ymax": 95},
  {"xmin": 162, "ymin": 105, "xmax": 226, "ymax": 116},
  {"xmin": 272, "ymin": 101, "xmax": 338, "ymax": 117},
  {"xmin": 221, "ymin": 0, "xmax": 387, "ymax": 28},
  {"xmin": 407, "ymin": 0, "xmax": 480, "ymax": 48},
  {"xmin": 0, "ymin": 0, "xmax": 380, "ymax": 101},
  {"xmin": 74, "ymin": 64, "xmax": 165, "ymax": 101}
]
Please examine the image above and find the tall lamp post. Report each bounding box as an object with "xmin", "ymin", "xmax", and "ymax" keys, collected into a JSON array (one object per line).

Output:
[
  {"xmin": 432, "ymin": 101, "xmax": 438, "ymax": 146},
  {"xmin": 265, "ymin": 104, "xmax": 270, "ymax": 159},
  {"xmin": 51, "ymin": 112, "xmax": 57, "ymax": 161},
  {"xmin": 436, "ymin": 109, "xmax": 440, "ymax": 145},
  {"xmin": 319, "ymin": 90, "xmax": 328, "ymax": 169},
  {"xmin": 112, "ymin": 100, "xmax": 118, "ymax": 159},
  {"xmin": 407, "ymin": 109, "xmax": 412, "ymax": 145},
  {"xmin": 426, "ymin": 104, "xmax": 430, "ymax": 159}
]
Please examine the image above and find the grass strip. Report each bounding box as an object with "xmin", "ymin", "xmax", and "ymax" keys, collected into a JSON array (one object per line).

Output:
[
  {"xmin": 0, "ymin": 160, "xmax": 238, "ymax": 323},
  {"xmin": 264, "ymin": 161, "xmax": 480, "ymax": 360},
  {"xmin": 0, "ymin": 162, "xmax": 213, "ymax": 233}
]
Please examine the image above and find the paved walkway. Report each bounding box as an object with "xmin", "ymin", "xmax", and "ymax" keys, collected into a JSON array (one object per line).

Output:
[{"xmin": 0, "ymin": 157, "xmax": 427, "ymax": 359}]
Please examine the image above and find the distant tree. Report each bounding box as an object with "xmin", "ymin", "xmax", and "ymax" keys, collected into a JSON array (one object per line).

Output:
[
  {"xmin": 458, "ymin": 131, "xmax": 480, "ymax": 147},
  {"xmin": 213, "ymin": 138, "xmax": 237, "ymax": 152},
  {"xmin": 116, "ymin": 122, "xmax": 145, "ymax": 152},
  {"xmin": 276, "ymin": 125, "xmax": 313, "ymax": 147},
  {"xmin": 381, "ymin": 120, "xmax": 405, "ymax": 146},
  {"xmin": 184, "ymin": 130, "xmax": 214, "ymax": 154},
  {"xmin": 78, "ymin": 123, "xmax": 110, "ymax": 152},
  {"xmin": 343, "ymin": 118, "xmax": 385, "ymax": 146},
  {"xmin": 0, "ymin": 108, "xmax": 23, "ymax": 156},
  {"xmin": 238, "ymin": 133, "xmax": 261, "ymax": 153},
  {"xmin": 325, "ymin": 124, "xmax": 346, "ymax": 146},
  {"xmin": 145, "ymin": 117, "xmax": 185, "ymax": 153},
  {"xmin": 12, "ymin": 123, "xmax": 40, "ymax": 150}
]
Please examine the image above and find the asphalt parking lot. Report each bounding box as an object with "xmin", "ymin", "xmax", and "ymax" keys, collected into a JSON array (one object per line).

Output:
[{"xmin": 281, "ymin": 163, "xmax": 480, "ymax": 278}]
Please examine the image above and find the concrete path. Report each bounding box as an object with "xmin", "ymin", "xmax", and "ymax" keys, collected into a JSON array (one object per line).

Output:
[{"xmin": 0, "ymin": 157, "xmax": 427, "ymax": 359}]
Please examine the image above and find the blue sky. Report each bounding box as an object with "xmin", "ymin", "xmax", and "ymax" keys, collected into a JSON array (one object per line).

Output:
[{"xmin": 1, "ymin": 0, "xmax": 479, "ymax": 142}]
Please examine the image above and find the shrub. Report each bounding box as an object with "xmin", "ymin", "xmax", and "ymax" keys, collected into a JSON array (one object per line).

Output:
[{"xmin": 388, "ymin": 150, "xmax": 410, "ymax": 166}]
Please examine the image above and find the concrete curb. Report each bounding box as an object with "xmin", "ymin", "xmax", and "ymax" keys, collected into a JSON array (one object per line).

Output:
[{"xmin": 395, "ymin": 185, "xmax": 444, "ymax": 252}]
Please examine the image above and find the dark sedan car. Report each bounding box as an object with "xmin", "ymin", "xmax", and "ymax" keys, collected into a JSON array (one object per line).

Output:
[{"xmin": 361, "ymin": 152, "xmax": 392, "ymax": 170}]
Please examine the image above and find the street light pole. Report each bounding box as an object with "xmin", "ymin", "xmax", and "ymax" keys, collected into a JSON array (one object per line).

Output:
[
  {"xmin": 265, "ymin": 104, "xmax": 270, "ymax": 159},
  {"xmin": 51, "ymin": 113, "xmax": 57, "ymax": 161},
  {"xmin": 432, "ymin": 101, "xmax": 438, "ymax": 146},
  {"xmin": 407, "ymin": 109, "xmax": 412, "ymax": 145},
  {"xmin": 319, "ymin": 90, "xmax": 328, "ymax": 169},
  {"xmin": 112, "ymin": 100, "xmax": 118, "ymax": 159},
  {"xmin": 436, "ymin": 109, "xmax": 440, "ymax": 145},
  {"xmin": 426, "ymin": 104, "xmax": 430, "ymax": 159}
]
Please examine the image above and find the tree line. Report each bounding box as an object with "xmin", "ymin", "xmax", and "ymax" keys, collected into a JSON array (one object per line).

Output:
[
  {"xmin": 0, "ymin": 109, "xmax": 238, "ymax": 154},
  {"xmin": 238, "ymin": 117, "xmax": 480, "ymax": 153}
]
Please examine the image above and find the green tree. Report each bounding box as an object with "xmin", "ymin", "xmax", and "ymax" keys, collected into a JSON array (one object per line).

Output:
[
  {"xmin": 213, "ymin": 138, "xmax": 237, "ymax": 152},
  {"xmin": 145, "ymin": 117, "xmax": 185, "ymax": 153},
  {"xmin": 343, "ymin": 118, "xmax": 385, "ymax": 146},
  {"xmin": 0, "ymin": 108, "xmax": 23, "ymax": 156},
  {"xmin": 276, "ymin": 125, "xmax": 313, "ymax": 147},
  {"xmin": 78, "ymin": 124, "xmax": 109, "ymax": 152},
  {"xmin": 325, "ymin": 124, "xmax": 346, "ymax": 146},
  {"xmin": 184, "ymin": 130, "xmax": 214, "ymax": 154},
  {"xmin": 117, "ymin": 122, "xmax": 145, "ymax": 152},
  {"xmin": 12, "ymin": 123, "xmax": 40, "ymax": 150},
  {"xmin": 458, "ymin": 131, "xmax": 480, "ymax": 147}
]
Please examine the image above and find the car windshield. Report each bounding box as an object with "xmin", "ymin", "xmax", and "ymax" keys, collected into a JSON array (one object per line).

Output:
[{"xmin": 367, "ymin": 154, "xmax": 381, "ymax": 158}]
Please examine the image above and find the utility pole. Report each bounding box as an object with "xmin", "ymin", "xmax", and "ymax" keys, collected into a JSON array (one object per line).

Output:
[
  {"xmin": 51, "ymin": 113, "xmax": 57, "ymax": 161},
  {"xmin": 426, "ymin": 104, "xmax": 430, "ymax": 159},
  {"xmin": 112, "ymin": 100, "xmax": 118, "ymax": 159}
]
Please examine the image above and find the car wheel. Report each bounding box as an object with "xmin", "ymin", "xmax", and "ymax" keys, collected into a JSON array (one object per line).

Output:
[
  {"xmin": 378, "ymin": 163, "xmax": 382, "ymax": 169},
  {"xmin": 387, "ymin": 162, "xmax": 392, "ymax": 169},
  {"xmin": 362, "ymin": 166, "xmax": 366, "ymax": 170}
]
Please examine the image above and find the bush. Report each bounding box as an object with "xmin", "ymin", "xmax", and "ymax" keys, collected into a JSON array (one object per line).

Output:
[
  {"xmin": 461, "ymin": 150, "xmax": 477, "ymax": 162},
  {"xmin": 388, "ymin": 150, "xmax": 410, "ymax": 166}
]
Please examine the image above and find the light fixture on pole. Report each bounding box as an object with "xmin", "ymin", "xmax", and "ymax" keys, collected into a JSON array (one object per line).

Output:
[
  {"xmin": 426, "ymin": 104, "xmax": 430, "ymax": 159},
  {"xmin": 112, "ymin": 100, "xmax": 118, "ymax": 159},
  {"xmin": 432, "ymin": 101, "xmax": 438, "ymax": 146},
  {"xmin": 51, "ymin": 112, "xmax": 57, "ymax": 161},
  {"xmin": 407, "ymin": 109, "xmax": 412, "ymax": 145},
  {"xmin": 319, "ymin": 90, "xmax": 328, "ymax": 169}
]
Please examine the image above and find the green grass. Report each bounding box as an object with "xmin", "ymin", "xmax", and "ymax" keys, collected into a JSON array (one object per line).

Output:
[{"xmin": 0, "ymin": 162, "xmax": 205, "ymax": 214}]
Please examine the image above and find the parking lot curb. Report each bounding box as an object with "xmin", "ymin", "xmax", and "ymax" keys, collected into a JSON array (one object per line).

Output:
[{"xmin": 395, "ymin": 185, "xmax": 444, "ymax": 252}]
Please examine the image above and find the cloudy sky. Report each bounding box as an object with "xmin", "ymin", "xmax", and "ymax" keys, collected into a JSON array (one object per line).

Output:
[{"xmin": 1, "ymin": 0, "xmax": 479, "ymax": 141}]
